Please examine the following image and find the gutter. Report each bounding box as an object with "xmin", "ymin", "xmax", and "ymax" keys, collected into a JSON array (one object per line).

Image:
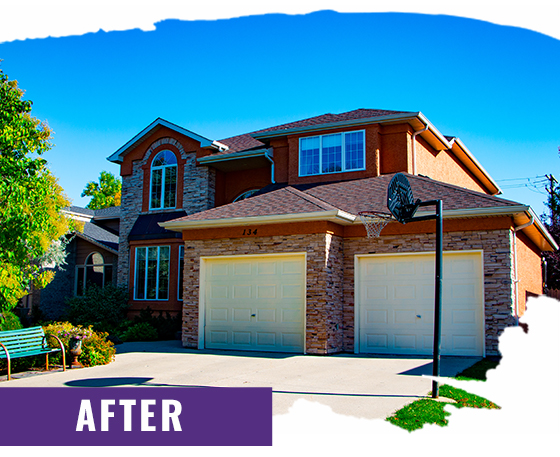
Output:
[
  {"xmin": 512, "ymin": 212, "xmax": 535, "ymax": 325},
  {"xmin": 160, "ymin": 209, "xmax": 357, "ymax": 231},
  {"xmin": 264, "ymin": 148, "xmax": 275, "ymax": 184},
  {"xmin": 198, "ymin": 148, "xmax": 269, "ymax": 165}
]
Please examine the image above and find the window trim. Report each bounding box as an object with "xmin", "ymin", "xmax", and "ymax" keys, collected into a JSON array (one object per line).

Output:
[
  {"xmin": 298, "ymin": 129, "xmax": 366, "ymax": 177},
  {"xmin": 134, "ymin": 245, "xmax": 171, "ymax": 301},
  {"xmin": 149, "ymin": 150, "xmax": 178, "ymax": 210}
]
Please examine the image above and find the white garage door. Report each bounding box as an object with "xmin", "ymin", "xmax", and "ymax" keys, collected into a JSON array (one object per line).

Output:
[
  {"xmin": 202, "ymin": 254, "xmax": 306, "ymax": 353},
  {"xmin": 357, "ymin": 251, "xmax": 484, "ymax": 356}
]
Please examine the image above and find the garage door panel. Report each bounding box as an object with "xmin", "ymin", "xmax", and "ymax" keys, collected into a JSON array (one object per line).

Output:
[
  {"xmin": 359, "ymin": 252, "xmax": 483, "ymax": 356},
  {"xmin": 232, "ymin": 285, "xmax": 252, "ymax": 299},
  {"xmin": 209, "ymin": 308, "xmax": 228, "ymax": 322},
  {"xmin": 204, "ymin": 254, "xmax": 305, "ymax": 353}
]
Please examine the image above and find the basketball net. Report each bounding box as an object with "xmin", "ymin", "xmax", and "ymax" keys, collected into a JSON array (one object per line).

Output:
[{"xmin": 358, "ymin": 211, "xmax": 394, "ymax": 238}]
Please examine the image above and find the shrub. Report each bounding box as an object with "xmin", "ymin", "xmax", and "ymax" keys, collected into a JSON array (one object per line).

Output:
[
  {"xmin": 43, "ymin": 322, "xmax": 116, "ymax": 367},
  {"xmin": 133, "ymin": 307, "xmax": 181, "ymax": 340},
  {"xmin": 122, "ymin": 322, "xmax": 158, "ymax": 342},
  {"xmin": 0, "ymin": 311, "xmax": 23, "ymax": 331},
  {"xmin": 64, "ymin": 284, "xmax": 129, "ymax": 334}
]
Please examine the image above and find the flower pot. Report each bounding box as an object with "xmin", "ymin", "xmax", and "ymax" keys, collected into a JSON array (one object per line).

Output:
[{"xmin": 68, "ymin": 337, "xmax": 83, "ymax": 369}]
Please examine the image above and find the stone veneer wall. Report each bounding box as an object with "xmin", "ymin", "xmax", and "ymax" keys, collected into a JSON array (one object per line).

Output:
[
  {"xmin": 117, "ymin": 137, "xmax": 215, "ymax": 288},
  {"xmin": 343, "ymin": 229, "xmax": 515, "ymax": 356},
  {"xmin": 182, "ymin": 232, "xmax": 344, "ymax": 354}
]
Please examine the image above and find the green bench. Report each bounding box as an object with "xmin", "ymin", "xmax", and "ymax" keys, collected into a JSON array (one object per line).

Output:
[{"xmin": 0, "ymin": 326, "xmax": 66, "ymax": 381}]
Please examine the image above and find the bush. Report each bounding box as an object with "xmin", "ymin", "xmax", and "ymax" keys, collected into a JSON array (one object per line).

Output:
[
  {"xmin": 0, "ymin": 311, "xmax": 23, "ymax": 331},
  {"xmin": 122, "ymin": 322, "xmax": 158, "ymax": 342},
  {"xmin": 43, "ymin": 322, "xmax": 116, "ymax": 367},
  {"xmin": 133, "ymin": 307, "xmax": 181, "ymax": 340},
  {"xmin": 64, "ymin": 284, "xmax": 129, "ymax": 334}
]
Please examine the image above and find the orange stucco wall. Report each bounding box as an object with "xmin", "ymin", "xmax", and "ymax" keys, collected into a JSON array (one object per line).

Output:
[
  {"xmin": 414, "ymin": 136, "xmax": 488, "ymax": 194},
  {"xmin": 214, "ymin": 166, "xmax": 271, "ymax": 207},
  {"xmin": 515, "ymin": 231, "xmax": 543, "ymax": 315},
  {"xmin": 181, "ymin": 216, "xmax": 513, "ymax": 241}
]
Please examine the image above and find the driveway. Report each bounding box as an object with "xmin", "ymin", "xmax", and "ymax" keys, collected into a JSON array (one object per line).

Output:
[{"xmin": 0, "ymin": 340, "xmax": 480, "ymax": 419}]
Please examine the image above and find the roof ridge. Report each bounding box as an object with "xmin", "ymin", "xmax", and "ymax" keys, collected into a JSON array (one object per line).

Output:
[{"xmin": 283, "ymin": 186, "xmax": 343, "ymax": 212}]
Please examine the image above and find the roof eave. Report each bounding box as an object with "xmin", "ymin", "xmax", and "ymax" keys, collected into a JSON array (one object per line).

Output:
[
  {"xmin": 411, "ymin": 205, "xmax": 557, "ymax": 251},
  {"xmin": 449, "ymin": 138, "xmax": 502, "ymax": 195},
  {"xmin": 74, "ymin": 232, "xmax": 119, "ymax": 255},
  {"xmin": 198, "ymin": 148, "xmax": 270, "ymax": 164},
  {"xmin": 251, "ymin": 112, "xmax": 422, "ymax": 140},
  {"xmin": 160, "ymin": 210, "xmax": 356, "ymax": 231},
  {"xmin": 107, "ymin": 118, "xmax": 225, "ymax": 164}
]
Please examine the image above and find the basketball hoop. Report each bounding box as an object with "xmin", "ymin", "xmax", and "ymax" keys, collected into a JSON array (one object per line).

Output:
[{"xmin": 358, "ymin": 211, "xmax": 394, "ymax": 238}]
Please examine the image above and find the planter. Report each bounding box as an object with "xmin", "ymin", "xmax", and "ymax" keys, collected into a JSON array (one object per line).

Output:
[{"xmin": 68, "ymin": 337, "xmax": 83, "ymax": 369}]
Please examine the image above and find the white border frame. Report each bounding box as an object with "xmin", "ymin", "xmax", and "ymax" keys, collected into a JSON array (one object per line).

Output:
[
  {"xmin": 354, "ymin": 250, "xmax": 486, "ymax": 357},
  {"xmin": 198, "ymin": 251, "xmax": 308, "ymax": 353}
]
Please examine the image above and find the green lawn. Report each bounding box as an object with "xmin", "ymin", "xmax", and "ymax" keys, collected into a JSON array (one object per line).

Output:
[{"xmin": 386, "ymin": 358, "xmax": 501, "ymax": 431}]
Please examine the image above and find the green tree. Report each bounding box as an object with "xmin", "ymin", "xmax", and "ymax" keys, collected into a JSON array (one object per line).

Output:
[
  {"xmin": 81, "ymin": 170, "xmax": 121, "ymax": 209},
  {"xmin": 543, "ymin": 160, "xmax": 560, "ymax": 290},
  {"xmin": 0, "ymin": 67, "xmax": 73, "ymax": 315}
]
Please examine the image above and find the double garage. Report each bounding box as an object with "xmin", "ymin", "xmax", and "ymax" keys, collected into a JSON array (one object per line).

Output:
[{"xmin": 197, "ymin": 250, "xmax": 485, "ymax": 357}]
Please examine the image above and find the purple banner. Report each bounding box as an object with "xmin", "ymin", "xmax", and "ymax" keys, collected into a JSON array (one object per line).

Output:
[{"xmin": 0, "ymin": 387, "xmax": 272, "ymax": 446}]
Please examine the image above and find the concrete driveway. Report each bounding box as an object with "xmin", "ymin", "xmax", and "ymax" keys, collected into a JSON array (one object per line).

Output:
[{"xmin": 0, "ymin": 340, "xmax": 480, "ymax": 419}]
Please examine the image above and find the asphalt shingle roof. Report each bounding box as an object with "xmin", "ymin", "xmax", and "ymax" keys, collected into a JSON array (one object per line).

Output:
[
  {"xmin": 169, "ymin": 174, "xmax": 520, "ymax": 224},
  {"xmin": 81, "ymin": 222, "xmax": 119, "ymax": 252},
  {"xmin": 216, "ymin": 109, "xmax": 413, "ymax": 155}
]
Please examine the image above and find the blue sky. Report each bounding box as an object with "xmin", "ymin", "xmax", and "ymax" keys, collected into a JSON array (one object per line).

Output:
[{"xmin": 0, "ymin": 10, "xmax": 559, "ymax": 216}]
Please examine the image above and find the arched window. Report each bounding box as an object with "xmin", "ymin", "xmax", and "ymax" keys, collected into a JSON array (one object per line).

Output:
[
  {"xmin": 233, "ymin": 189, "xmax": 260, "ymax": 202},
  {"xmin": 76, "ymin": 252, "xmax": 113, "ymax": 296},
  {"xmin": 150, "ymin": 150, "xmax": 177, "ymax": 209}
]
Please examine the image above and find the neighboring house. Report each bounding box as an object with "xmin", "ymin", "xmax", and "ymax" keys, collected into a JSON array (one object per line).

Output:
[
  {"xmin": 19, "ymin": 206, "xmax": 120, "ymax": 320},
  {"xmin": 108, "ymin": 109, "xmax": 557, "ymax": 357}
]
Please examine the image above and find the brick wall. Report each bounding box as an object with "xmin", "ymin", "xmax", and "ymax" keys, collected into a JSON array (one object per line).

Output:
[
  {"xmin": 182, "ymin": 227, "xmax": 516, "ymax": 357},
  {"xmin": 343, "ymin": 229, "xmax": 515, "ymax": 356},
  {"xmin": 117, "ymin": 137, "xmax": 215, "ymax": 289},
  {"xmin": 182, "ymin": 232, "xmax": 344, "ymax": 354}
]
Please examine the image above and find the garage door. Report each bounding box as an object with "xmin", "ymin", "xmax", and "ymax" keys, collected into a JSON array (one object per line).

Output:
[
  {"xmin": 357, "ymin": 252, "xmax": 484, "ymax": 356},
  {"xmin": 202, "ymin": 254, "xmax": 306, "ymax": 353}
]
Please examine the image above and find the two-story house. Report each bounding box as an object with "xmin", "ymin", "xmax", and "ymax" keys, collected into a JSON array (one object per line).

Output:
[{"xmin": 108, "ymin": 109, "xmax": 556, "ymax": 358}]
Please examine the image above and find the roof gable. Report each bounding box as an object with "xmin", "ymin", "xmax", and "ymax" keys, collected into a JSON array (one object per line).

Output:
[{"xmin": 107, "ymin": 118, "xmax": 228, "ymax": 164}]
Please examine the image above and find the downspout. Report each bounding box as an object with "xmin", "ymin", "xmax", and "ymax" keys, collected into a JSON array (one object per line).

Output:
[
  {"xmin": 411, "ymin": 124, "xmax": 429, "ymax": 175},
  {"xmin": 264, "ymin": 148, "xmax": 275, "ymax": 184},
  {"xmin": 513, "ymin": 213, "xmax": 535, "ymax": 325}
]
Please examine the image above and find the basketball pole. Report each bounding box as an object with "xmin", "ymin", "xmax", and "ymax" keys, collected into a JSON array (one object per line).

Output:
[{"xmin": 403, "ymin": 199, "xmax": 443, "ymax": 398}]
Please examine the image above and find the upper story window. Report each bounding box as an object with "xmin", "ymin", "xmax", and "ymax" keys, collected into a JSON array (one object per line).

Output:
[
  {"xmin": 299, "ymin": 130, "xmax": 365, "ymax": 176},
  {"xmin": 150, "ymin": 150, "xmax": 177, "ymax": 210}
]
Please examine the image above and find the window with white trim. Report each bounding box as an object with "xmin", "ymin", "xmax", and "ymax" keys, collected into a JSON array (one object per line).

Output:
[
  {"xmin": 134, "ymin": 246, "xmax": 170, "ymax": 300},
  {"xmin": 75, "ymin": 252, "xmax": 113, "ymax": 296},
  {"xmin": 150, "ymin": 150, "xmax": 177, "ymax": 210},
  {"xmin": 299, "ymin": 130, "xmax": 365, "ymax": 176},
  {"xmin": 178, "ymin": 245, "xmax": 184, "ymax": 301}
]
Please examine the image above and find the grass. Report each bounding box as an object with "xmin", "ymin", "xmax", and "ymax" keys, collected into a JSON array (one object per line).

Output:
[{"xmin": 386, "ymin": 358, "xmax": 501, "ymax": 431}]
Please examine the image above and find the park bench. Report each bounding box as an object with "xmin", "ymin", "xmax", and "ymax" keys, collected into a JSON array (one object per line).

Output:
[{"xmin": 0, "ymin": 326, "xmax": 66, "ymax": 381}]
